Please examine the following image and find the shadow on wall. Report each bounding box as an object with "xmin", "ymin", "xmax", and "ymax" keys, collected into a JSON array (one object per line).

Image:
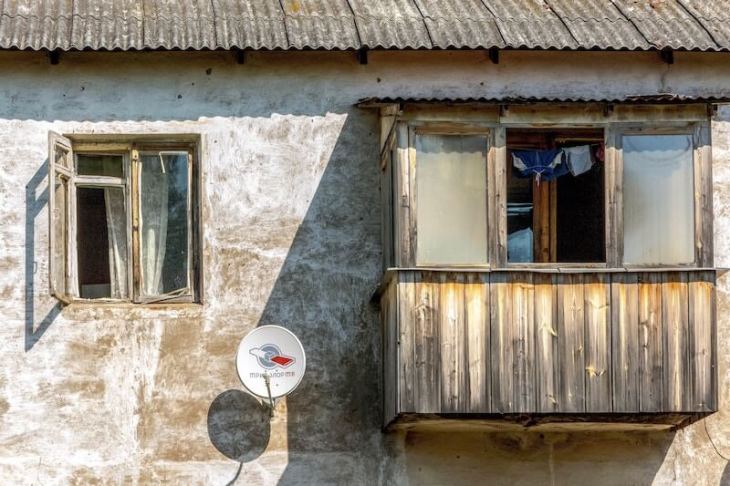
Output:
[
  {"xmin": 403, "ymin": 429, "xmax": 677, "ymax": 486},
  {"xmin": 25, "ymin": 160, "xmax": 62, "ymax": 351},
  {"xmin": 206, "ymin": 110, "xmax": 384, "ymax": 484},
  {"xmin": 207, "ymin": 389, "xmax": 271, "ymax": 485}
]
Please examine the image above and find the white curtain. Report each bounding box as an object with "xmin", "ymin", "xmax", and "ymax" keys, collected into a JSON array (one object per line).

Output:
[
  {"xmin": 104, "ymin": 188, "xmax": 128, "ymax": 299},
  {"xmin": 623, "ymin": 134, "xmax": 694, "ymax": 265},
  {"xmin": 140, "ymin": 155, "xmax": 169, "ymax": 296}
]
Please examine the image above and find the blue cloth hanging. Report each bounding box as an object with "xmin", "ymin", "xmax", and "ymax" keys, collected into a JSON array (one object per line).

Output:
[{"xmin": 512, "ymin": 148, "xmax": 569, "ymax": 182}]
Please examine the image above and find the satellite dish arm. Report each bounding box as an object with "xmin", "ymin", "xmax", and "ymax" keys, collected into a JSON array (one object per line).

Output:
[{"xmin": 263, "ymin": 373, "xmax": 275, "ymax": 417}]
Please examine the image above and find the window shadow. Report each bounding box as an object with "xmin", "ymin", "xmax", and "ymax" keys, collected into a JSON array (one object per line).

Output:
[{"xmin": 25, "ymin": 160, "xmax": 63, "ymax": 351}]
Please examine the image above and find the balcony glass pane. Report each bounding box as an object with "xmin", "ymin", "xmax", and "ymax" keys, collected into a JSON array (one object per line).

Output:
[
  {"xmin": 416, "ymin": 134, "xmax": 488, "ymax": 265},
  {"xmin": 623, "ymin": 134, "xmax": 694, "ymax": 265}
]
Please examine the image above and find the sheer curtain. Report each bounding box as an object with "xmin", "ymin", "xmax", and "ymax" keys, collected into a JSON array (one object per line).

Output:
[
  {"xmin": 623, "ymin": 134, "xmax": 694, "ymax": 265},
  {"xmin": 140, "ymin": 154, "xmax": 170, "ymax": 296},
  {"xmin": 104, "ymin": 188, "xmax": 129, "ymax": 298}
]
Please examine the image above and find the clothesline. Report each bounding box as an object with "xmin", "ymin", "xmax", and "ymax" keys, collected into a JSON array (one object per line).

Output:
[{"xmin": 511, "ymin": 143, "xmax": 603, "ymax": 182}]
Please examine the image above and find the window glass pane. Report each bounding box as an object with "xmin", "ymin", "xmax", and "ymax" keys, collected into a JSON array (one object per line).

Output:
[
  {"xmin": 77, "ymin": 154, "xmax": 124, "ymax": 178},
  {"xmin": 623, "ymin": 134, "xmax": 694, "ymax": 265},
  {"xmin": 51, "ymin": 174, "xmax": 68, "ymax": 294},
  {"xmin": 54, "ymin": 144, "xmax": 72, "ymax": 170},
  {"xmin": 76, "ymin": 187, "xmax": 128, "ymax": 299},
  {"xmin": 416, "ymin": 134, "xmax": 487, "ymax": 265},
  {"xmin": 140, "ymin": 152, "xmax": 190, "ymax": 296}
]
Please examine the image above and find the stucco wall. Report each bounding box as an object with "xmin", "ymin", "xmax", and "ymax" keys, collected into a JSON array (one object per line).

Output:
[{"xmin": 1, "ymin": 49, "xmax": 730, "ymax": 485}]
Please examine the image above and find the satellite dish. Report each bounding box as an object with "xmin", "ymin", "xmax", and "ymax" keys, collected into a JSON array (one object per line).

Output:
[{"xmin": 236, "ymin": 326, "xmax": 306, "ymax": 409}]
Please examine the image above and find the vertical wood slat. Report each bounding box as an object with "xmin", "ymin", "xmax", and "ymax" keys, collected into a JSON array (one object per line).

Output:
[
  {"xmin": 394, "ymin": 123, "xmax": 413, "ymax": 267},
  {"xmin": 490, "ymin": 272, "xmax": 512, "ymax": 412},
  {"xmin": 611, "ymin": 273, "xmax": 640, "ymax": 412},
  {"xmin": 688, "ymin": 271, "xmax": 716, "ymax": 411},
  {"xmin": 465, "ymin": 272, "xmax": 490, "ymax": 413},
  {"xmin": 439, "ymin": 273, "xmax": 466, "ymax": 412},
  {"xmin": 382, "ymin": 279, "xmax": 398, "ymax": 426},
  {"xmin": 379, "ymin": 145, "xmax": 394, "ymax": 271},
  {"xmin": 489, "ymin": 127, "xmax": 508, "ymax": 266},
  {"xmin": 638, "ymin": 273, "xmax": 664, "ymax": 412},
  {"xmin": 556, "ymin": 274, "xmax": 586, "ymax": 412},
  {"xmin": 513, "ymin": 273, "xmax": 536, "ymax": 412},
  {"xmin": 584, "ymin": 274, "xmax": 611, "ymax": 412},
  {"xmin": 398, "ymin": 271, "xmax": 416, "ymax": 412},
  {"xmin": 605, "ymin": 128, "xmax": 622, "ymax": 267},
  {"xmin": 491, "ymin": 273, "xmax": 536, "ymax": 412},
  {"xmin": 694, "ymin": 123, "xmax": 713, "ymax": 267},
  {"xmin": 535, "ymin": 273, "xmax": 559, "ymax": 412},
  {"xmin": 663, "ymin": 272, "xmax": 690, "ymax": 411},
  {"xmin": 413, "ymin": 271, "xmax": 439, "ymax": 413}
]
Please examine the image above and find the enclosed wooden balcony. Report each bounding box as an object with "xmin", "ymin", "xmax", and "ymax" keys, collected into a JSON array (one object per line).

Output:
[{"xmin": 381, "ymin": 269, "xmax": 716, "ymax": 429}]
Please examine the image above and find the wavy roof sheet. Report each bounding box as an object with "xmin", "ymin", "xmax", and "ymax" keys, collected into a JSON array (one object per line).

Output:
[{"xmin": 0, "ymin": 0, "xmax": 728, "ymax": 51}]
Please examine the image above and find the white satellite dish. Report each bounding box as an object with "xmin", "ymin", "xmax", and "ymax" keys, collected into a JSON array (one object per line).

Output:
[{"xmin": 236, "ymin": 325, "xmax": 306, "ymax": 412}]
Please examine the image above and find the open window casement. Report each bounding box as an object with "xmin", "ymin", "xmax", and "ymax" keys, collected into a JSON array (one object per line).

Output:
[{"xmin": 48, "ymin": 132, "xmax": 74, "ymax": 303}]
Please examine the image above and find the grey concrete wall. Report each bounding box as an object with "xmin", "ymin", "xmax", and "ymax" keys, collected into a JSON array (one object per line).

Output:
[{"xmin": 1, "ymin": 49, "xmax": 730, "ymax": 485}]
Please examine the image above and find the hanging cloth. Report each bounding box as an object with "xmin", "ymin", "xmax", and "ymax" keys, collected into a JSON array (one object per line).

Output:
[
  {"xmin": 563, "ymin": 145, "xmax": 594, "ymax": 176},
  {"xmin": 512, "ymin": 148, "xmax": 568, "ymax": 182}
]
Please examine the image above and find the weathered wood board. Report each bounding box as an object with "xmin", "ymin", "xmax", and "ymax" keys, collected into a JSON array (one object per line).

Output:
[{"xmin": 383, "ymin": 270, "xmax": 716, "ymax": 423}]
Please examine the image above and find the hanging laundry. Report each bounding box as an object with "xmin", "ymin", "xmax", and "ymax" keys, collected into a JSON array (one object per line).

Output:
[
  {"xmin": 511, "ymin": 148, "xmax": 568, "ymax": 182},
  {"xmin": 563, "ymin": 145, "xmax": 594, "ymax": 176},
  {"xmin": 594, "ymin": 143, "xmax": 605, "ymax": 163}
]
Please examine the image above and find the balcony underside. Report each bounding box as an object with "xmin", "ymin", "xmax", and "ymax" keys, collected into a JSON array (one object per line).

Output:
[
  {"xmin": 381, "ymin": 269, "xmax": 717, "ymax": 429},
  {"xmin": 388, "ymin": 412, "xmax": 710, "ymax": 432}
]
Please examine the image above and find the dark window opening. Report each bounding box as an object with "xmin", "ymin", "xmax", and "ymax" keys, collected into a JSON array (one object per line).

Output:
[
  {"xmin": 77, "ymin": 187, "xmax": 112, "ymax": 298},
  {"xmin": 507, "ymin": 128, "xmax": 605, "ymax": 264}
]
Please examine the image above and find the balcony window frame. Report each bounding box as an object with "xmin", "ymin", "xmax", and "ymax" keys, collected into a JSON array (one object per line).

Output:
[{"xmin": 379, "ymin": 104, "xmax": 714, "ymax": 272}]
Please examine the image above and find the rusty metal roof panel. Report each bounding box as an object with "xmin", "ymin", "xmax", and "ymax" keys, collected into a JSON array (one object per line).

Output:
[
  {"xmin": 0, "ymin": 0, "xmax": 728, "ymax": 51},
  {"xmin": 611, "ymin": 0, "xmax": 718, "ymax": 50}
]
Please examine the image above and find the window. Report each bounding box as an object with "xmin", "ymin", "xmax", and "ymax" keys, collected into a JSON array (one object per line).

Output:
[
  {"xmin": 622, "ymin": 133, "xmax": 695, "ymax": 265},
  {"xmin": 382, "ymin": 107, "xmax": 712, "ymax": 270},
  {"xmin": 506, "ymin": 128, "xmax": 605, "ymax": 264},
  {"xmin": 415, "ymin": 132, "xmax": 488, "ymax": 265},
  {"xmin": 49, "ymin": 133, "xmax": 201, "ymax": 303}
]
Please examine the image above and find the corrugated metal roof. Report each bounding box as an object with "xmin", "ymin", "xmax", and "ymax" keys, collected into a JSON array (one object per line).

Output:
[
  {"xmin": 357, "ymin": 94, "xmax": 730, "ymax": 105},
  {"xmin": 0, "ymin": 0, "xmax": 729, "ymax": 51}
]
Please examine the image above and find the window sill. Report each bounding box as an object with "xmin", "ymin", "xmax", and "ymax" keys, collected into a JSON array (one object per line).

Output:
[{"xmin": 59, "ymin": 301, "xmax": 204, "ymax": 320}]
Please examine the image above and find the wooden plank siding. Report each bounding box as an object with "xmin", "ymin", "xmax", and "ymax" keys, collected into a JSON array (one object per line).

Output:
[{"xmin": 382, "ymin": 270, "xmax": 716, "ymax": 423}]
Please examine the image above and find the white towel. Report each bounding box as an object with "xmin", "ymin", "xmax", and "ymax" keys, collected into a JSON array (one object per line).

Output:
[{"xmin": 563, "ymin": 145, "xmax": 594, "ymax": 176}]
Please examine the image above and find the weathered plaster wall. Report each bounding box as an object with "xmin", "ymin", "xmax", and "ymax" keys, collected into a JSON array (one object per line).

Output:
[{"xmin": 1, "ymin": 49, "xmax": 730, "ymax": 485}]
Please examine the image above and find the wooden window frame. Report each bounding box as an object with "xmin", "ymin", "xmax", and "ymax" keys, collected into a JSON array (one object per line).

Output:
[
  {"xmin": 610, "ymin": 121, "xmax": 713, "ymax": 269},
  {"xmin": 404, "ymin": 122, "xmax": 493, "ymax": 269},
  {"xmin": 384, "ymin": 105, "xmax": 714, "ymax": 272},
  {"xmin": 496, "ymin": 123, "xmax": 610, "ymax": 270},
  {"xmin": 49, "ymin": 135, "xmax": 203, "ymax": 305}
]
